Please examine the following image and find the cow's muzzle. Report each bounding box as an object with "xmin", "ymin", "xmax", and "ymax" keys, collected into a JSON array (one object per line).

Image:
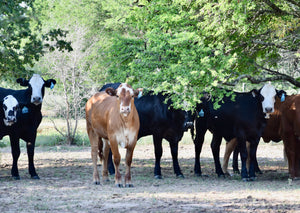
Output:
[
  {"xmin": 183, "ymin": 121, "xmax": 194, "ymax": 131},
  {"xmin": 4, "ymin": 117, "xmax": 17, "ymax": 126},
  {"xmin": 32, "ymin": 96, "xmax": 42, "ymax": 105},
  {"xmin": 120, "ymin": 106, "xmax": 131, "ymax": 116}
]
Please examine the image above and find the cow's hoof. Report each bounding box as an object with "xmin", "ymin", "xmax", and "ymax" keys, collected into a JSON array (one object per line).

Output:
[
  {"xmin": 249, "ymin": 177, "xmax": 257, "ymax": 181},
  {"xmin": 242, "ymin": 178, "xmax": 249, "ymax": 182},
  {"xmin": 176, "ymin": 174, "xmax": 185, "ymax": 178},
  {"xmin": 194, "ymin": 173, "xmax": 202, "ymax": 177},
  {"xmin": 31, "ymin": 175, "xmax": 40, "ymax": 180},
  {"xmin": 154, "ymin": 175, "xmax": 162, "ymax": 179},
  {"xmin": 115, "ymin": 183, "xmax": 123, "ymax": 188},
  {"xmin": 125, "ymin": 184, "xmax": 134, "ymax": 188},
  {"xmin": 233, "ymin": 170, "xmax": 240, "ymax": 174},
  {"xmin": 12, "ymin": 175, "xmax": 20, "ymax": 180},
  {"xmin": 94, "ymin": 181, "xmax": 101, "ymax": 185},
  {"xmin": 218, "ymin": 174, "xmax": 225, "ymax": 178}
]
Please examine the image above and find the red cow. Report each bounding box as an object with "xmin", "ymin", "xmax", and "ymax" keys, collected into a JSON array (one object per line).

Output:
[
  {"xmin": 85, "ymin": 83, "xmax": 141, "ymax": 187},
  {"xmin": 223, "ymin": 95, "xmax": 300, "ymax": 180}
]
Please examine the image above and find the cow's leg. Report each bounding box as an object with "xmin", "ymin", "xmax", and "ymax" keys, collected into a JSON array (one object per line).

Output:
[
  {"xmin": 222, "ymin": 138, "xmax": 237, "ymax": 175},
  {"xmin": 194, "ymin": 119, "xmax": 207, "ymax": 176},
  {"xmin": 285, "ymin": 138, "xmax": 297, "ymax": 179},
  {"xmin": 124, "ymin": 141, "xmax": 137, "ymax": 187},
  {"xmin": 211, "ymin": 134, "xmax": 224, "ymax": 177},
  {"xmin": 109, "ymin": 139, "xmax": 122, "ymax": 187},
  {"xmin": 87, "ymin": 129, "xmax": 101, "ymax": 185},
  {"xmin": 169, "ymin": 140, "xmax": 184, "ymax": 178},
  {"xmin": 102, "ymin": 139, "xmax": 110, "ymax": 182},
  {"xmin": 107, "ymin": 149, "xmax": 115, "ymax": 175},
  {"xmin": 237, "ymin": 137, "xmax": 249, "ymax": 181},
  {"xmin": 232, "ymin": 145, "xmax": 240, "ymax": 173},
  {"xmin": 26, "ymin": 139, "xmax": 39, "ymax": 179},
  {"xmin": 248, "ymin": 141, "xmax": 259, "ymax": 181},
  {"xmin": 9, "ymin": 136, "xmax": 21, "ymax": 180},
  {"xmin": 252, "ymin": 141, "xmax": 262, "ymax": 174},
  {"xmin": 153, "ymin": 135, "xmax": 163, "ymax": 179}
]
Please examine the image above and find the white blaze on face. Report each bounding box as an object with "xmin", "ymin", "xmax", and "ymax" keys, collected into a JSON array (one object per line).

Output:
[
  {"xmin": 117, "ymin": 83, "xmax": 134, "ymax": 116},
  {"xmin": 29, "ymin": 74, "xmax": 45, "ymax": 105},
  {"xmin": 114, "ymin": 129, "xmax": 136, "ymax": 148},
  {"xmin": 3, "ymin": 95, "xmax": 19, "ymax": 126},
  {"xmin": 260, "ymin": 83, "xmax": 276, "ymax": 115}
]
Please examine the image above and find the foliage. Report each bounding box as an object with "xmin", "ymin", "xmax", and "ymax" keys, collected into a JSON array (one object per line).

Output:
[
  {"xmin": 102, "ymin": 0, "xmax": 300, "ymax": 110},
  {"xmin": 0, "ymin": 0, "xmax": 72, "ymax": 80}
]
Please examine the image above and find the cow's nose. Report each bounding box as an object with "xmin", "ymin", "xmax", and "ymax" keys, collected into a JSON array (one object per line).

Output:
[
  {"xmin": 184, "ymin": 122, "xmax": 194, "ymax": 129},
  {"xmin": 32, "ymin": 97, "xmax": 42, "ymax": 103},
  {"xmin": 265, "ymin": 107, "xmax": 273, "ymax": 113},
  {"xmin": 7, "ymin": 116, "xmax": 16, "ymax": 122},
  {"xmin": 120, "ymin": 106, "xmax": 130, "ymax": 113}
]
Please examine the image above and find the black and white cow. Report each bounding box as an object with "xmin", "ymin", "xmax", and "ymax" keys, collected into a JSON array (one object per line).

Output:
[
  {"xmin": 193, "ymin": 83, "xmax": 284, "ymax": 181},
  {"xmin": 0, "ymin": 74, "xmax": 56, "ymax": 180},
  {"xmin": 100, "ymin": 83, "xmax": 194, "ymax": 179},
  {"xmin": 1, "ymin": 95, "xmax": 20, "ymax": 127}
]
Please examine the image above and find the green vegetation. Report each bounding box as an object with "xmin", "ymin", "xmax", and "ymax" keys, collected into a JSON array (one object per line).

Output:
[{"xmin": 0, "ymin": 0, "xmax": 299, "ymax": 144}]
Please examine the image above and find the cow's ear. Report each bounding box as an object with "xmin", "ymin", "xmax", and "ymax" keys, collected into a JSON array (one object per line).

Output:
[
  {"xmin": 16, "ymin": 78, "xmax": 29, "ymax": 87},
  {"xmin": 134, "ymin": 88, "xmax": 143, "ymax": 98},
  {"xmin": 45, "ymin": 79, "xmax": 56, "ymax": 89},
  {"xmin": 251, "ymin": 89, "xmax": 259, "ymax": 98},
  {"xmin": 105, "ymin": 87, "xmax": 117, "ymax": 96},
  {"xmin": 276, "ymin": 90, "xmax": 286, "ymax": 101}
]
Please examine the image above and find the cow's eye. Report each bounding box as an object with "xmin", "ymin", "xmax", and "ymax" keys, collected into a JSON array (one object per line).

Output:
[{"xmin": 3, "ymin": 105, "xmax": 7, "ymax": 110}]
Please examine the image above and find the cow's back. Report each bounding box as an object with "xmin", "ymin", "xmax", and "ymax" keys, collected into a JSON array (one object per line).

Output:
[
  {"xmin": 205, "ymin": 92, "xmax": 265, "ymax": 141},
  {"xmin": 86, "ymin": 92, "xmax": 116, "ymax": 139}
]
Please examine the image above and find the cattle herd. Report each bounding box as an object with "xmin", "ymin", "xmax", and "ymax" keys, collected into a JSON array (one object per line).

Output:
[{"xmin": 1, "ymin": 74, "xmax": 299, "ymax": 188}]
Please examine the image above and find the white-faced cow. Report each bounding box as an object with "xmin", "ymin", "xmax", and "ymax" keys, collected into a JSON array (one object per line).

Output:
[
  {"xmin": 85, "ymin": 83, "xmax": 140, "ymax": 187},
  {"xmin": 2, "ymin": 95, "xmax": 20, "ymax": 126},
  {"xmin": 193, "ymin": 83, "xmax": 284, "ymax": 181},
  {"xmin": 0, "ymin": 74, "xmax": 56, "ymax": 180}
]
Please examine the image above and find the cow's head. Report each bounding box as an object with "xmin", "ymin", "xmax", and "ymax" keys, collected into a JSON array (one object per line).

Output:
[
  {"xmin": 105, "ymin": 83, "xmax": 142, "ymax": 117},
  {"xmin": 2, "ymin": 95, "xmax": 20, "ymax": 126},
  {"xmin": 251, "ymin": 82, "xmax": 285, "ymax": 118},
  {"xmin": 16, "ymin": 74, "xmax": 56, "ymax": 105}
]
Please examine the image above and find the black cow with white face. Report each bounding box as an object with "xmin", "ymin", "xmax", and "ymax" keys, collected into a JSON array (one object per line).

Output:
[
  {"xmin": 100, "ymin": 83, "xmax": 194, "ymax": 179},
  {"xmin": 193, "ymin": 83, "xmax": 284, "ymax": 181},
  {"xmin": 0, "ymin": 74, "xmax": 56, "ymax": 180},
  {"xmin": 1, "ymin": 95, "xmax": 20, "ymax": 127}
]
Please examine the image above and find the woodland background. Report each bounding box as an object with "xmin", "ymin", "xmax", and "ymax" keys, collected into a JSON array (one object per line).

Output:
[{"xmin": 1, "ymin": 0, "xmax": 299, "ymax": 144}]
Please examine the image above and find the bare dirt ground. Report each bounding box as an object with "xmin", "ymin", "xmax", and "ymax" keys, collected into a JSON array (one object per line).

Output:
[{"xmin": 1, "ymin": 139, "xmax": 300, "ymax": 213}]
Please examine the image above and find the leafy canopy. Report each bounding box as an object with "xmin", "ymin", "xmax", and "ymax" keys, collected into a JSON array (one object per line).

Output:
[
  {"xmin": 103, "ymin": 0, "xmax": 299, "ymax": 110},
  {"xmin": 0, "ymin": 0, "xmax": 72, "ymax": 80}
]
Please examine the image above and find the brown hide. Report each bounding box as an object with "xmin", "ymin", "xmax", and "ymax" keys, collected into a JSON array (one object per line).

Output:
[
  {"xmin": 276, "ymin": 95, "xmax": 300, "ymax": 178},
  {"xmin": 85, "ymin": 85, "xmax": 140, "ymax": 187}
]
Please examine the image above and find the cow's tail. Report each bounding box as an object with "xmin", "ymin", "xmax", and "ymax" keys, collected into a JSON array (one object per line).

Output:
[
  {"xmin": 98, "ymin": 138, "xmax": 104, "ymax": 161},
  {"xmin": 190, "ymin": 125, "xmax": 195, "ymax": 141}
]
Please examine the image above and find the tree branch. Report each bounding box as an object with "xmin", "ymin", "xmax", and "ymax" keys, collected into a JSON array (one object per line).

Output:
[
  {"xmin": 286, "ymin": 0, "xmax": 300, "ymax": 8},
  {"xmin": 261, "ymin": 0, "xmax": 288, "ymax": 15},
  {"xmin": 224, "ymin": 64, "xmax": 300, "ymax": 87}
]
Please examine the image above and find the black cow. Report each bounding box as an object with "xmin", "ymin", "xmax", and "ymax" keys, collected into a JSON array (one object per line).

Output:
[
  {"xmin": 100, "ymin": 83, "xmax": 194, "ymax": 179},
  {"xmin": 193, "ymin": 83, "xmax": 284, "ymax": 181},
  {"xmin": 0, "ymin": 74, "xmax": 56, "ymax": 180}
]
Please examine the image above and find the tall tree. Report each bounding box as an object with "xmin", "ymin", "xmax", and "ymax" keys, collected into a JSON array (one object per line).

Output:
[
  {"xmin": 0, "ymin": 0, "xmax": 72, "ymax": 79},
  {"xmin": 102, "ymin": 0, "xmax": 300, "ymax": 109}
]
